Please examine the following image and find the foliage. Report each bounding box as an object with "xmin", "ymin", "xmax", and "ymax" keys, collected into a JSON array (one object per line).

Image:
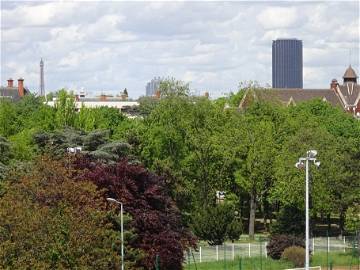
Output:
[
  {"xmin": 0, "ymin": 157, "xmax": 123, "ymax": 269},
  {"xmin": 8, "ymin": 128, "xmax": 38, "ymax": 160},
  {"xmin": 267, "ymin": 234, "xmax": 305, "ymax": 260},
  {"xmin": 73, "ymin": 156, "xmax": 196, "ymax": 270},
  {"xmin": 192, "ymin": 203, "xmax": 237, "ymax": 245},
  {"xmin": 345, "ymin": 205, "xmax": 360, "ymax": 233},
  {"xmin": 271, "ymin": 204, "xmax": 305, "ymax": 235},
  {"xmin": 227, "ymin": 218, "xmax": 243, "ymax": 242},
  {"xmin": 138, "ymin": 96, "xmax": 159, "ymax": 116},
  {"xmin": 0, "ymin": 99, "xmax": 17, "ymax": 137},
  {"xmin": 235, "ymin": 105, "xmax": 277, "ymax": 238},
  {"xmin": 54, "ymin": 89, "xmax": 76, "ymax": 127},
  {"xmin": 158, "ymin": 77, "xmax": 190, "ymax": 97},
  {"xmin": 281, "ymin": 246, "xmax": 306, "ymax": 267},
  {"xmin": 76, "ymin": 106, "xmax": 125, "ymax": 133}
]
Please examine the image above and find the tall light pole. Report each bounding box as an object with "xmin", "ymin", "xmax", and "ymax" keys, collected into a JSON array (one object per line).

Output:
[
  {"xmin": 295, "ymin": 150, "xmax": 320, "ymax": 270},
  {"xmin": 107, "ymin": 197, "xmax": 124, "ymax": 270}
]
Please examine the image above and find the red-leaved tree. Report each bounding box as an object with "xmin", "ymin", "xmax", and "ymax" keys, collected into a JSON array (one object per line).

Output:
[{"xmin": 73, "ymin": 156, "xmax": 196, "ymax": 270}]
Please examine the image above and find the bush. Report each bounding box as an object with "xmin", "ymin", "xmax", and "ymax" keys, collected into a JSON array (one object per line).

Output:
[
  {"xmin": 271, "ymin": 204, "xmax": 305, "ymax": 235},
  {"xmin": 227, "ymin": 219, "xmax": 243, "ymax": 242},
  {"xmin": 267, "ymin": 234, "xmax": 305, "ymax": 260},
  {"xmin": 192, "ymin": 203, "xmax": 235, "ymax": 245},
  {"xmin": 281, "ymin": 246, "xmax": 306, "ymax": 267}
]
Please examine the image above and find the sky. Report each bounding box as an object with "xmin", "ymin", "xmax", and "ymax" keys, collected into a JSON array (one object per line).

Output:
[{"xmin": 1, "ymin": 1, "xmax": 359, "ymax": 99}]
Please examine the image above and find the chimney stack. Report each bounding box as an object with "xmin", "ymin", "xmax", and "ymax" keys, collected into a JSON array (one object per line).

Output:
[
  {"xmin": 18, "ymin": 78, "xmax": 24, "ymax": 97},
  {"xmin": 330, "ymin": 79, "xmax": 338, "ymax": 91},
  {"xmin": 204, "ymin": 91, "xmax": 209, "ymax": 98},
  {"xmin": 7, "ymin": 78, "xmax": 14, "ymax": 87}
]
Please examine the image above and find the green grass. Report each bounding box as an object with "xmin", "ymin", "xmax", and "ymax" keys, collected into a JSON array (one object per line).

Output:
[
  {"xmin": 186, "ymin": 256, "xmax": 293, "ymax": 270},
  {"xmin": 188, "ymin": 252, "xmax": 358, "ymax": 270},
  {"xmin": 311, "ymin": 251, "xmax": 357, "ymax": 267}
]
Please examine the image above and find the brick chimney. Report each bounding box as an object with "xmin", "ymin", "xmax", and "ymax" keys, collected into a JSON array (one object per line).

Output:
[
  {"xmin": 330, "ymin": 79, "xmax": 338, "ymax": 91},
  {"xmin": 7, "ymin": 78, "xmax": 14, "ymax": 87},
  {"xmin": 18, "ymin": 78, "xmax": 24, "ymax": 97}
]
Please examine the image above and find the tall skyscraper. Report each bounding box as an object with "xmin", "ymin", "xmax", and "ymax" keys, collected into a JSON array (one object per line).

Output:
[
  {"xmin": 145, "ymin": 77, "xmax": 161, "ymax": 96},
  {"xmin": 39, "ymin": 58, "xmax": 45, "ymax": 96},
  {"xmin": 272, "ymin": 39, "xmax": 303, "ymax": 88}
]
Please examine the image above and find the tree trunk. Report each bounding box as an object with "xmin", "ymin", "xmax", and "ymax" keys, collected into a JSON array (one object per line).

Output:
[
  {"xmin": 326, "ymin": 213, "xmax": 331, "ymax": 234},
  {"xmin": 249, "ymin": 193, "xmax": 257, "ymax": 240},
  {"xmin": 339, "ymin": 208, "xmax": 345, "ymax": 236},
  {"xmin": 263, "ymin": 199, "xmax": 270, "ymax": 232}
]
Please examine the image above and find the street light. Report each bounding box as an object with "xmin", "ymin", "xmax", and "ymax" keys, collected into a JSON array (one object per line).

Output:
[
  {"xmin": 106, "ymin": 197, "xmax": 124, "ymax": 270},
  {"xmin": 295, "ymin": 150, "xmax": 320, "ymax": 270}
]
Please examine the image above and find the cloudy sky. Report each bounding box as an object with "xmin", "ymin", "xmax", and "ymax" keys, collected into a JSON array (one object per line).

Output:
[{"xmin": 1, "ymin": 1, "xmax": 359, "ymax": 98}]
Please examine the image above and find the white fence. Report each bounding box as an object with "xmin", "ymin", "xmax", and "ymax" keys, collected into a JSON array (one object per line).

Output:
[{"xmin": 188, "ymin": 236, "xmax": 355, "ymax": 263}]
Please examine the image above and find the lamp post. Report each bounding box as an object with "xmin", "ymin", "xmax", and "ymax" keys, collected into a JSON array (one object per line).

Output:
[
  {"xmin": 295, "ymin": 150, "xmax": 320, "ymax": 270},
  {"xmin": 107, "ymin": 197, "xmax": 124, "ymax": 270}
]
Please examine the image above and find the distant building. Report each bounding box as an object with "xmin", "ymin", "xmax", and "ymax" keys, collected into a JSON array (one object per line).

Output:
[
  {"xmin": 46, "ymin": 91, "xmax": 139, "ymax": 118},
  {"xmin": 240, "ymin": 66, "xmax": 360, "ymax": 118},
  {"xmin": 0, "ymin": 78, "xmax": 29, "ymax": 101},
  {"xmin": 272, "ymin": 39, "xmax": 303, "ymax": 88},
  {"xmin": 146, "ymin": 77, "xmax": 162, "ymax": 96}
]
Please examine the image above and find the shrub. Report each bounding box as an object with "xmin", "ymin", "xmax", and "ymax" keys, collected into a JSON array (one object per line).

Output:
[
  {"xmin": 281, "ymin": 246, "xmax": 306, "ymax": 267},
  {"xmin": 192, "ymin": 203, "xmax": 235, "ymax": 245},
  {"xmin": 267, "ymin": 234, "xmax": 305, "ymax": 260},
  {"xmin": 271, "ymin": 204, "xmax": 304, "ymax": 235},
  {"xmin": 227, "ymin": 219, "xmax": 243, "ymax": 242}
]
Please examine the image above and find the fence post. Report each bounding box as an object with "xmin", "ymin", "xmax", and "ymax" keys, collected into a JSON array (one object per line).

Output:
[
  {"xmin": 187, "ymin": 249, "xmax": 191, "ymax": 269},
  {"xmin": 216, "ymin": 245, "xmax": 219, "ymax": 261},
  {"xmin": 224, "ymin": 244, "xmax": 227, "ymax": 270},
  {"xmin": 265, "ymin": 242, "xmax": 268, "ymax": 258},
  {"xmin": 239, "ymin": 257, "xmax": 242, "ymax": 270},
  {"xmin": 232, "ymin": 244, "xmax": 235, "ymax": 260},
  {"xmin": 260, "ymin": 240, "xmax": 263, "ymax": 270},
  {"xmin": 343, "ymin": 236, "xmax": 346, "ymax": 253},
  {"xmin": 248, "ymin": 243, "xmax": 251, "ymax": 257},
  {"xmin": 199, "ymin": 246, "xmax": 202, "ymax": 263},
  {"xmin": 328, "ymin": 236, "xmax": 330, "ymax": 253}
]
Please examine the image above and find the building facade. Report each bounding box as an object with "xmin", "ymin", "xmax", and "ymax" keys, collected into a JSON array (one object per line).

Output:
[
  {"xmin": 240, "ymin": 66, "xmax": 360, "ymax": 118},
  {"xmin": 0, "ymin": 78, "xmax": 29, "ymax": 100},
  {"xmin": 272, "ymin": 39, "xmax": 303, "ymax": 88},
  {"xmin": 146, "ymin": 77, "xmax": 161, "ymax": 96}
]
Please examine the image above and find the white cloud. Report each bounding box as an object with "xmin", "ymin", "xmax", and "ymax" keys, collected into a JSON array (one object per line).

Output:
[
  {"xmin": 1, "ymin": 1, "xmax": 359, "ymax": 97},
  {"xmin": 257, "ymin": 7, "xmax": 299, "ymax": 30}
]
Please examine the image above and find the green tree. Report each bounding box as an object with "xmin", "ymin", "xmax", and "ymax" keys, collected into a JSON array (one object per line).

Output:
[
  {"xmin": 0, "ymin": 99, "xmax": 17, "ymax": 137},
  {"xmin": 54, "ymin": 89, "xmax": 76, "ymax": 128},
  {"xmin": 158, "ymin": 77, "xmax": 190, "ymax": 97},
  {"xmin": 235, "ymin": 119, "xmax": 276, "ymax": 239},
  {"xmin": 345, "ymin": 205, "xmax": 360, "ymax": 233}
]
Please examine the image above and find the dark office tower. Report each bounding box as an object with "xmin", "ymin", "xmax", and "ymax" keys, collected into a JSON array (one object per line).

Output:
[{"xmin": 272, "ymin": 39, "xmax": 303, "ymax": 88}]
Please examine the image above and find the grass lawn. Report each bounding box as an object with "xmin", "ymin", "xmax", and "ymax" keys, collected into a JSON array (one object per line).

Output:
[
  {"xmin": 311, "ymin": 251, "xmax": 358, "ymax": 267},
  {"xmin": 186, "ymin": 256, "xmax": 292, "ymax": 270},
  {"xmin": 188, "ymin": 252, "xmax": 358, "ymax": 270}
]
